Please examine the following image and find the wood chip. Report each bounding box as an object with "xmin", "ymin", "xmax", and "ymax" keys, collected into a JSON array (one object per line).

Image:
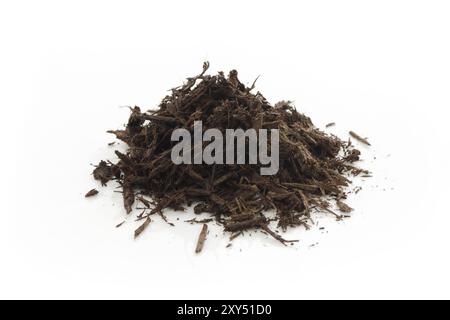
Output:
[
  {"xmin": 134, "ymin": 217, "xmax": 151, "ymax": 239},
  {"xmin": 115, "ymin": 221, "xmax": 126, "ymax": 228},
  {"xmin": 85, "ymin": 189, "xmax": 99, "ymax": 197},
  {"xmin": 349, "ymin": 131, "xmax": 371, "ymax": 146},
  {"xmin": 195, "ymin": 224, "xmax": 208, "ymax": 254},
  {"xmin": 123, "ymin": 181, "xmax": 135, "ymax": 214},
  {"xmin": 185, "ymin": 218, "xmax": 214, "ymax": 224},
  {"xmin": 337, "ymin": 200, "xmax": 353, "ymax": 213}
]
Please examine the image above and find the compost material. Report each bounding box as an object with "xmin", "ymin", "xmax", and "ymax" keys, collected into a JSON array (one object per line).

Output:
[{"xmin": 91, "ymin": 62, "xmax": 366, "ymax": 245}]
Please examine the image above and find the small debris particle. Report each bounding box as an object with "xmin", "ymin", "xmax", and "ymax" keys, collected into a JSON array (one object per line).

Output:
[
  {"xmin": 134, "ymin": 217, "xmax": 151, "ymax": 239},
  {"xmin": 349, "ymin": 131, "xmax": 371, "ymax": 146},
  {"xmin": 85, "ymin": 189, "xmax": 99, "ymax": 198},
  {"xmin": 116, "ymin": 221, "xmax": 126, "ymax": 228},
  {"xmin": 337, "ymin": 200, "xmax": 353, "ymax": 213},
  {"xmin": 195, "ymin": 224, "xmax": 208, "ymax": 254}
]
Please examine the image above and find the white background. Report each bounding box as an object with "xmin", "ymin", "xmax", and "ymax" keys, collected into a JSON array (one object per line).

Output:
[{"xmin": 1, "ymin": 0, "xmax": 449, "ymax": 300}]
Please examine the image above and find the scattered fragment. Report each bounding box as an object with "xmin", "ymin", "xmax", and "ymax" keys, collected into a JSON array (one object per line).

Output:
[
  {"xmin": 230, "ymin": 231, "xmax": 243, "ymax": 241},
  {"xmin": 85, "ymin": 189, "xmax": 99, "ymax": 198},
  {"xmin": 115, "ymin": 221, "xmax": 126, "ymax": 228},
  {"xmin": 337, "ymin": 200, "xmax": 353, "ymax": 213},
  {"xmin": 134, "ymin": 217, "xmax": 151, "ymax": 239},
  {"xmin": 354, "ymin": 186, "xmax": 363, "ymax": 194},
  {"xmin": 185, "ymin": 218, "xmax": 214, "ymax": 224},
  {"xmin": 195, "ymin": 224, "xmax": 208, "ymax": 254},
  {"xmin": 92, "ymin": 161, "xmax": 113, "ymax": 186},
  {"xmin": 349, "ymin": 131, "xmax": 371, "ymax": 146}
]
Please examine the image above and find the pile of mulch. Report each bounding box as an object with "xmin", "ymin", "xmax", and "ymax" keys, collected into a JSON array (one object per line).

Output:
[{"xmin": 89, "ymin": 62, "xmax": 368, "ymax": 247}]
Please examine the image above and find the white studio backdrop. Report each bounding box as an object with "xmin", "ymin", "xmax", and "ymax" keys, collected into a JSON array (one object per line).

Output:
[{"xmin": 0, "ymin": 0, "xmax": 449, "ymax": 299}]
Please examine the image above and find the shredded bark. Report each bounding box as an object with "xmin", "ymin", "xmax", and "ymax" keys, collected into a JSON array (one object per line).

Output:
[
  {"xmin": 90, "ymin": 62, "xmax": 368, "ymax": 244},
  {"xmin": 195, "ymin": 224, "xmax": 208, "ymax": 253},
  {"xmin": 134, "ymin": 217, "xmax": 151, "ymax": 239},
  {"xmin": 337, "ymin": 200, "xmax": 353, "ymax": 213},
  {"xmin": 115, "ymin": 221, "xmax": 126, "ymax": 228},
  {"xmin": 185, "ymin": 218, "xmax": 214, "ymax": 224},
  {"xmin": 85, "ymin": 189, "xmax": 99, "ymax": 198},
  {"xmin": 349, "ymin": 131, "xmax": 371, "ymax": 146}
]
